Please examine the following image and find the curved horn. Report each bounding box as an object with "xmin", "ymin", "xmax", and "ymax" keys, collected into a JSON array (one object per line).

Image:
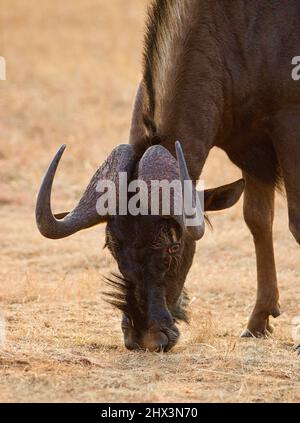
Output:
[
  {"xmin": 137, "ymin": 143, "xmax": 205, "ymax": 240},
  {"xmin": 36, "ymin": 144, "xmax": 136, "ymax": 239},
  {"xmin": 138, "ymin": 144, "xmax": 184, "ymax": 226},
  {"xmin": 175, "ymin": 141, "xmax": 205, "ymax": 241}
]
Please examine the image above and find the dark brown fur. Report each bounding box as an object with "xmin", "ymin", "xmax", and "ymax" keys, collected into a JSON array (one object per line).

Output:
[
  {"xmin": 36, "ymin": 0, "xmax": 300, "ymax": 352},
  {"xmin": 128, "ymin": 0, "xmax": 300, "ymax": 343}
]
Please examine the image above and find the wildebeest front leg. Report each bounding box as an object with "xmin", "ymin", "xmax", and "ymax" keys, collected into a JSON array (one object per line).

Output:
[{"xmin": 241, "ymin": 173, "xmax": 280, "ymax": 338}]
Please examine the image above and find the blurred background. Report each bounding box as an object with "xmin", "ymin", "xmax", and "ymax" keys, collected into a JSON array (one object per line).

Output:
[{"xmin": 0, "ymin": 0, "xmax": 299, "ymax": 403}]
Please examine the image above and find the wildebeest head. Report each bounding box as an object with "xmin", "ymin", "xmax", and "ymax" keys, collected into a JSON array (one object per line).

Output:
[{"xmin": 36, "ymin": 142, "xmax": 244, "ymax": 351}]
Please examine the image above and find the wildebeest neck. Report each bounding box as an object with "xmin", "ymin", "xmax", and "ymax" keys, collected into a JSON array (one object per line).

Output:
[{"xmin": 131, "ymin": 0, "xmax": 225, "ymax": 181}]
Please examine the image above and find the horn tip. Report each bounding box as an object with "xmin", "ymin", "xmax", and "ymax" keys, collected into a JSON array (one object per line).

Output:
[
  {"xmin": 175, "ymin": 140, "xmax": 182, "ymax": 150},
  {"xmin": 59, "ymin": 144, "xmax": 67, "ymax": 153},
  {"xmin": 175, "ymin": 140, "xmax": 184, "ymax": 158},
  {"xmin": 52, "ymin": 144, "xmax": 67, "ymax": 165}
]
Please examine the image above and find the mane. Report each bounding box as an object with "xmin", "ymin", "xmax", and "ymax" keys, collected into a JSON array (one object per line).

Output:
[{"xmin": 143, "ymin": 0, "xmax": 198, "ymax": 133}]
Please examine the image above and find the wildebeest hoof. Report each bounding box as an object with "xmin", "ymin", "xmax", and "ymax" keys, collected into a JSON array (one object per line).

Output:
[
  {"xmin": 240, "ymin": 328, "xmax": 255, "ymax": 338},
  {"xmin": 240, "ymin": 324, "xmax": 274, "ymax": 339},
  {"xmin": 242, "ymin": 309, "xmax": 278, "ymax": 339}
]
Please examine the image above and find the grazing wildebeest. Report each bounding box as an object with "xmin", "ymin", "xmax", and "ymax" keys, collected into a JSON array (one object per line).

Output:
[{"xmin": 36, "ymin": 0, "xmax": 300, "ymax": 352}]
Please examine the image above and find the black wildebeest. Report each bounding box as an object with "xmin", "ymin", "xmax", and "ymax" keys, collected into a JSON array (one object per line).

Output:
[{"xmin": 36, "ymin": 0, "xmax": 300, "ymax": 352}]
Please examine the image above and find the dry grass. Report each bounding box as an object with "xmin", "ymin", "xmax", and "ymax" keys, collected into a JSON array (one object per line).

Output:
[{"xmin": 0, "ymin": 0, "xmax": 299, "ymax": 403}]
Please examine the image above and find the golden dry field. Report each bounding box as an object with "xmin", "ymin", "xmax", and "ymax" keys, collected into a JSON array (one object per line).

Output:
[{"xmin": 0, "ymin": 0, "xmax": 300, "ymax": 403}]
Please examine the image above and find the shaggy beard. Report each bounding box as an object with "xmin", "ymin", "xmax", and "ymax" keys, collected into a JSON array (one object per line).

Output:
[{"xmin": 103, "ymin": 273, "xmax": 189, "ymax": 327}]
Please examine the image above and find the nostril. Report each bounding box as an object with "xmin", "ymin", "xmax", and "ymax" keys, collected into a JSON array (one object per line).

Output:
[
  {"xmin": 122, "ymin": 317, "xmax": 140, "ymax": 351},
  {"xmin": 124, "ymin": 338, "xmax": 139, "ymax": 351},
  {"xmin": 123, "ymin": 330, "xmax": 140, "ymax": 351},
  {"xmin": 142, "ymin": 330, "xmax": 169, "ymax": 352}
]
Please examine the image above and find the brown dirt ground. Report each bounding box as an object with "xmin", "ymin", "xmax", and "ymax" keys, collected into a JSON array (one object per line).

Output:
[{"xmin": 0, "ymin": 0, "xmax": 299, "ymax": 403}]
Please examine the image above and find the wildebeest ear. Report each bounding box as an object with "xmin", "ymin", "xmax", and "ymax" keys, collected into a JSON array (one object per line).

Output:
[{"xmin": 204, "ymin": 179, "xmax": 245, "ymax": 211}]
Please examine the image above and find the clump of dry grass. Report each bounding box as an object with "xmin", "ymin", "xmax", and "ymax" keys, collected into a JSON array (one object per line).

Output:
[{"xmin": 0, "ymin": 0, "xmax": 299, "ymax": 403}]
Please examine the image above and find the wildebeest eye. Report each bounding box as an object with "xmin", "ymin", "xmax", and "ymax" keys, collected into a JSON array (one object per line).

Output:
[{"xmin": 168, "ymin": 243, "xmax": 181, "ymax": 255}]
